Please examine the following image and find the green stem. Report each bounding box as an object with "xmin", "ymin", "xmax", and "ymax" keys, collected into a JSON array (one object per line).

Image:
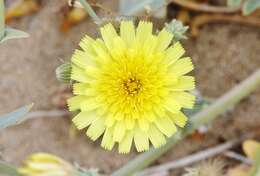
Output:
[
  {"xmin": 0, "ymin": 161, "xmax": 20, "ymax": 176},
  {"xmin": 112, "ymin": 69, "xmax": 260, "ymax": 176},
  {"xmin": 78, "ymin": 0, "xmax": 102, "ymax": 25},
  {"xmin": 0, "ymin": 0, "xmax": 5, "ymax": 40}
]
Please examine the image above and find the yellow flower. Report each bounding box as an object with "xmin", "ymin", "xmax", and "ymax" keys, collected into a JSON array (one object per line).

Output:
[
  {"xmin": 68, "ymin": 21, "xmax": 195, "ymax": 153},
  {"xmin": 18, "ymin": 153, "xmax": 74, "ymax": 176}
]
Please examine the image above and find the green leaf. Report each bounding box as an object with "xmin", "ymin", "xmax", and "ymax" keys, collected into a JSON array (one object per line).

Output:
[
  {"xmin": 119, "ymin": 0, "xmax": 165, "ymax": 16},
  {"xmin": 227, "ymin": 0, "xmax": 242, "ymax": 7},
  {"xmin": 165, "ymin": 19, "xmax": 189, "ymax": 42},
  {"xmin": 0, "ymin": 27, "xmax": 29, "ymax": 43},
  {"xmin": 0, "ymin": 104, "xmax": 33, "ymax": 129},
  {"xmin": 0, "ymin": 161, "xmax": 20, "ymax": 176},
  {"xmin": 243, "ymin": 0, "xmax": 260, "ymax": 15},
  {"xmin": 56, "ymin": 63, "xmax": 72, "ymax": 83}
]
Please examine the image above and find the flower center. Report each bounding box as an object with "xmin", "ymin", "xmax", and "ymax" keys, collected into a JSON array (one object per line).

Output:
[{"xmin": 123, "ymin": 77, "xmax": 142, "ymax": 96}]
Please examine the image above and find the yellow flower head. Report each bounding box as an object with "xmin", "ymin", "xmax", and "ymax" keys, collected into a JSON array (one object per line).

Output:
[
  {"xmin": 68, "ymin": 21, "xmax": 195, "ymax": 153},
  {"xmin": 18, "ymin": 153, "xmax": 74, "ymax": 176}
]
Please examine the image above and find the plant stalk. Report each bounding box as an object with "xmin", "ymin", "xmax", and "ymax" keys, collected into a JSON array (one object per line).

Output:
[
  {"xmin": 78, "ymin": 0, "xmax": 102, "ymax": 25},
  {"xmin": 0, "ymin": 0, "xmax": 5, "ymax": 40},
  {"xmin": 0, "ymin": 161, "xmax": 20, "ymax": 176},
  {"xmin": 112, "ymin": 69, "xmax": 260, "ymax": 176}
]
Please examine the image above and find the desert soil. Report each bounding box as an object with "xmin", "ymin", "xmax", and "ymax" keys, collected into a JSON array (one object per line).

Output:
[{"xmin": 0, "ymin": 0, "xmax": 259, "ymax": 175}]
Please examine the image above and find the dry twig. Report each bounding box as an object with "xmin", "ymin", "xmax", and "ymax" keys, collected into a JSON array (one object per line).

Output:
[
  {"xmin": 136, "ymin": 135, "xmax": 252, "ymax": 176},
  {"xmin": 191, "ymin": 14, "xmax": 260, "ymax": 37},
  {"xmin": 26, "ymin": 109, "xmax": 69, "ymax": 119},
  {"xmin": 224, "ymin": 151, "xmax": 252, "ymax": 165}
]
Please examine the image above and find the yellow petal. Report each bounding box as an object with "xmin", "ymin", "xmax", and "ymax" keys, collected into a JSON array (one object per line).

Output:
[
  {"xmin": 154, "ymin": 116, "xmax": 177, "ymax": 137},
  {"xmin": 156, "ymin": 28, "xmax": 173, "ymax": 52},
  {"xmin": 169, "ymin": 112, "xmax": 188, "ymax": 128},
  {"xmin": 148, "ymin": 124, "xmax": 166, "ymax": 148},
  {"xmin": 243, "ymin": 140, "xmax": 260, "ymax": 159},
  {"xmin": 101, "ymin": 127, "xmax": 115, "ymax": 150},
  {"xmin": 105, "ymin": 114, "xmax": 115, "ymax": 127},
  {"xmin": 125, "ymin": 116, "xmax": 136, "ymax": 130},
  {"xmin": 165, "ymin": 42, "xmax": 185, "ymax": 66},
  {"xmin": 136, "ymin": 21, "xmax": 153, "ymax": 44},
  {"xmin": 171, "ymin": 76, "xmax": 195, "ymax": 91},
  {"xmin": 134, "ymin": 128, "xmax": 149, "ymax": 152},
  {"xmin": 120, "ymin": 21, "xmax": 135, "ymax": 47},
  {"xmin": 86, "ymin": 117, "xmax": 105, "ymax": 140},
  {"xmin": 119, "ymin": 130, "xmax": 134, "ymax": 154},
  {"xmin": 169, "ymin": 57, "xmax": 194, "ymax": 76},
  {"xmin": 164, "ymin": 99, "xmax": 182, "ymax": 114},
  {"xmin": 67, "ymin": 95, "xmax": 86, "ymax": 111},
  {"xmin": 113, "ymin": 120, "xmax": 126, "ymax": 142},
  {"xmin": 138, "ymin": 118, "xmax": 149, "ymax": 131},
  {"xmin": 110, "ymin": 36, "xmax": 127, "ymax": 60},
  {"xmin": 71, "ymin": 49, "xmax": 96, "ymax": 68},
  {"xmin": 171, "ymin": 91, "xmax": 195, "ymax": 109},
  {"xmin": 80, "ymin": 98, "xmax": 100, "ymax": 112},
  {"xmin": 79, "ymin": 35, "xmax": 96, "ymax": 56},
  {"xmin": 143, "ymin": 35, "xmax": 158, "ymax": 59},
  {"xmin": 71, "ymin": 65, "xmax": 92, "ymax": 83},
  {"xmin": 73, "ymin": 83, "xmax": 97, "ymax": 96},
  {"xmin": 100, "ymin": 23, "xmax": 118, "ymax": 50},
  {"xmin": 72, "ymin": 111, "xmax": 97, "ymax": 130}
]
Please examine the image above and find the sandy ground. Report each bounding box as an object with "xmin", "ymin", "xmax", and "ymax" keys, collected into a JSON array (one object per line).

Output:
[{"xmin": 0, "ymin": 0, "xmax": 260, "ymax": 175}]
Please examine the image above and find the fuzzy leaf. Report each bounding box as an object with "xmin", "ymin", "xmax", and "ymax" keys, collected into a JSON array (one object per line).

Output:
[
  {"xmin": 119, "ymin": 0, "xmax": 165, "ymax": 16},
  {"xmin": 165, "ymin": 19, "xmax": 189, "ymax": 42},
  {"xmin": 0, "ymin": 27, "xmax": 29, "ymax": 43},
  {"xmin": 0, "ymin": 104, "xmax": 33, "ymax": 129},
  {"xmin": 228, "ymin": 0, "xmax": 242, "ymax": 7},
  {"xmin": 243, "ymin": 0, "xmax": 260, "ymax": 15},
  {"xmin": 56, "ymin": 63, "xmax": 72, "ymax": 83}
]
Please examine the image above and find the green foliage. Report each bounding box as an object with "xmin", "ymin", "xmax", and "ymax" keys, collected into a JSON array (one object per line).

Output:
[
  {"xmin": 0, "ymin": 0, "xmax": 29, "ymax": 43},
  {"xmin": 243, "ymin": 0, "xmax": 260, "ymax": 15},
  {"xmin": 0, "ymin": 27, "xmax": 29, "ymax": 43},
  {"xmin": 0, "ymin": 104, "xmax": 33, "ymax": 129},
  {"xmin": 165, "ymin": 19, "xmax": 189, "ymax": 42},
  {"xmin": 0, "ymin": 161, "xmax": 20, "ymax": 176},
  {"xmin": 56, "ymin": 63, "xmax": 72, "ymax": 83},
  {"xmin": 119, "ymin": 0, "xmax": 165, "ymax": 16},
  {"xmin": 227, "ymin": 0, "xmax": 260, "ymax": 15}
]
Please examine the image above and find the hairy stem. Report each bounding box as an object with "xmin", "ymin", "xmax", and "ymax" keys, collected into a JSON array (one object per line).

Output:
[
  {"xmin": 0, "ymin": 0, "xmax": 5, "ymax": 40},
  {"xmin": 78, "ymin": 0, "xmax": 102, "ymax": 25},
  {"xmin": 112, "ymin": 69, "xmax": 260, "ymax": 176}
]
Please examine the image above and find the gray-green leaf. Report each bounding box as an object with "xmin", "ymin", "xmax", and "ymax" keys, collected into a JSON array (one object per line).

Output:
[
  {"xmin": 56, "ymin": 63, "xmax": 72, "ymax": 84},
  {"xmin": 165, "ymin": 19, "xmax": 189, "ymax": 42},
  {"xmin": 227, "ymin": 0, "xmax": 242, "ymax": 7},
  {"xmin": 0, "ymin": 27, "xmax": 29, "ymax": 43},
  {"xmin": 0, "ymin": 104, "xmax": 33, "ymax": 129},
  {"xmin": 243, "ymin": 0, "xmax": 260, "ymax": 15},
  {"xmin": 119, "ymin": 0, "xmax": 165, "ymax": 16}
]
